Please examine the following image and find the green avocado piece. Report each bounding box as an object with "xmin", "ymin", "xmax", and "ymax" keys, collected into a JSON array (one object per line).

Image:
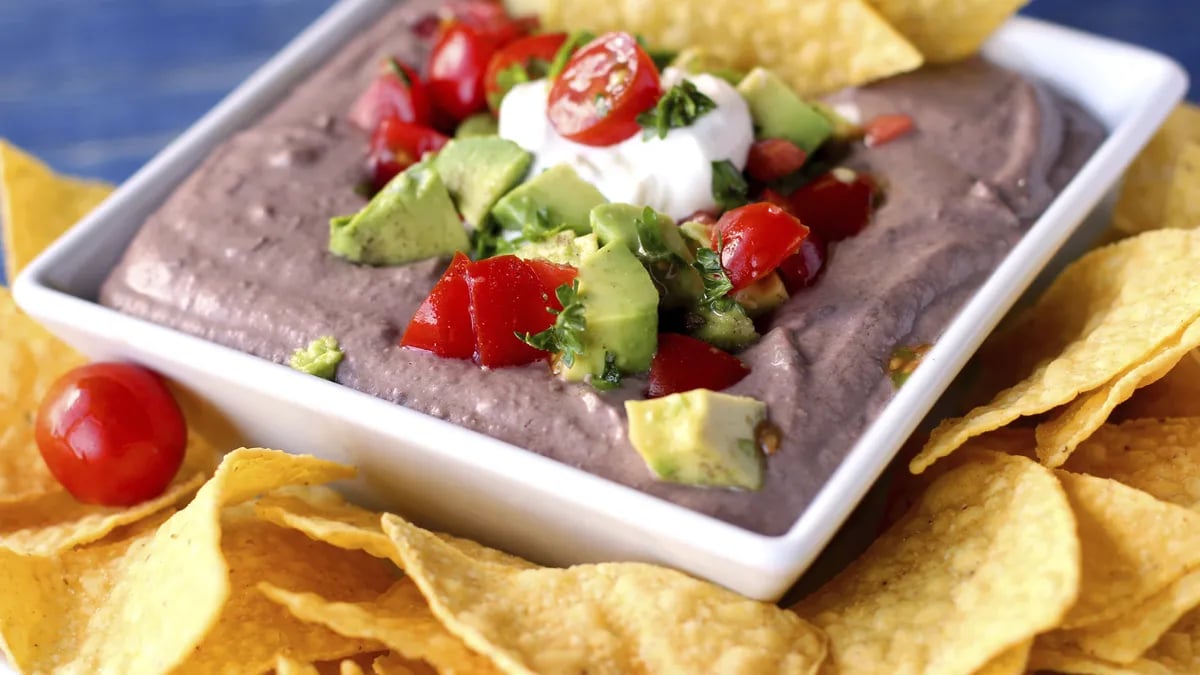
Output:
[
  {"xmin": 625, "ymin": 390, "xmax": 766, "ymax": 490},
  {"xmin": 492, "ymin": 164, "xmax": 607, "ymax": 236},
  {"xmin": 811, "ymin": 101, "xmax": 864, "ymax": 142},
  {"xmin": 737, "ymin": 67, "xmax": 833, "ymax": 153},
  {"xmin": 731, "ymin": 272, "xmax": 789, "ymax": 318},
  {"xmin": 514, "ymin": 232, "xmax": 600, "ymax": 267},
  {"xmin": 678, "ymin": 220, "xmax": 715, "ymax": 254},
  {"xmin": 559, "ymin": 242, "xmax": 659, "ymax": 381},
  {"xmin": 591, "ymin": 203, "xmax": 703, "ymax": 308},
  {"xmin": 329, "ymin": 159, "xmax": 467, "ymax": 266},
  {"xmin": 289, "ymin": 336, "xmax": 344, "ymax": 380},
  {"xmin": 455, "ymin": 113, "xmax": 500, "ymax": 138},
  {"xmin": 688, "ymin": 302, "xmax": 759, "ymax": 351},
  {"xmin": 669, "ymin": 47, "xmax": 745, "ymax": 85},
  {"xmin": 433, "ymin": 137, "xmax": 531, "ymax": 226}
]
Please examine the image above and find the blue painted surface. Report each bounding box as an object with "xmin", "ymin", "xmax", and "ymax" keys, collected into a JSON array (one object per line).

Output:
[{"xmin": 0, "ymin": 0, "xmax": 1197, "ymax": 284}]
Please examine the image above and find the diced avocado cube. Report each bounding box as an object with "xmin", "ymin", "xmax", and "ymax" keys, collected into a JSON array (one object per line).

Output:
[
  {"xmin": 514, "ymin": 232, "xmax": 600, "ymax": 267},
  {"xmin": 678, "ymin": 220, "xmax": 715, "ymax": 254},
  {"xmin": 731, "ymin": 272, "xmax": 789, "ymax": 318},
  {"xmin": 455, "ymin": 113, "xmax": 499, "ymax": 138},
  {"xmin": 737, "ymin": 67, "xmax": 833, "ymax": 153},
  {"xmin": 433, "ymin": 137, "xmax": 531, "ymax": 226},
  {"xmin": 688, "ymin": 302, "xmax": 759, "ymax": 351},
  {"xmin": 591, "ymin": 203, "xmax": 703, "ymax": 308},
  {"xmin": 669, "ymin": 47, "xmax": 745, "ymax": 85},
  {"xmin": 559, "ymin": 242, "xmax": 659, "ymax": 381},
  {"xmin": 812, "ymin": 101, "xmax": 864, "ymax": 142},
  {"xmin": 288, "ymin": 336, "xmax": 344, "ymax": 380},
  {"xmin": 625, "ymin": 390, "xmax": 766, "ymax": 490},
  {"xmin": 492, "ymin": 164, "xmax": 607, "ymax": 236},
  {"xmin": 329, "ymin": 159, "xmax": 467, "ymax": 266}
]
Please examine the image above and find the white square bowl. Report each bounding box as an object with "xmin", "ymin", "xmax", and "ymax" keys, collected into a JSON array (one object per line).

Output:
[{"xmin": 12, "ymin": 0, "xmax": 1187, "ymax": 600}]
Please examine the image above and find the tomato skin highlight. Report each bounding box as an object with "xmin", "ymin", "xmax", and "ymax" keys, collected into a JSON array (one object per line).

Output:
[
  {"xmin": 428, "ymin": 23, "xmax": 498, "ymax": 123},
  {"xmin": 485, "ymin": 32, "xmax": 567, "ymax": 112},
  {"xmin": 400, "ymin": 252, "xmax": 476, "ymax": 359},
  {"xmin": 746, "ymin": 138, "xmax": 808, "ymax": 183},
  {"xmin": 466, "ymin": 255, "xmax": 560, "ymax": 368},
  {"xmin": 349, "ymin": 59, "xmax": 432, "ymax": 132},
  {"xmin": 367, "ymin": 119, "xmax": 450, "ymax": 192},
  {"xmin": 547, "ymin": 32, "xmax": 662, "ymax": 147},
  {"xmin": 647, "ymin": 333, "xmax": 750, "ymax": 398},
  {"xmin": 35, "ymin": 363, "xmax": 187, "ymax": 506},
  {"xmin": 787, "ymin": 170, "xmax": 876, "ymax": 242},
  {"xmin": 714, "ymin": 202, "xmax": 810, "ymax": 291},
  {"xmin": 864, "ymin": 113, "xmax": 914, "ymax": 147}
]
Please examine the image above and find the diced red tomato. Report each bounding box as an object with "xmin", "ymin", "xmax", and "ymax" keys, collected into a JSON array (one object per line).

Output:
[
  {"xmin": 776, "ymin": 230, "xmax": 828, "ymax": 293},
  {"xmin": 525, "ymin": 259, "xmax": 578, "ymax": 310},
  {"xmin": 400, "ymin": 252, "xmax": 476, "ymax": 359},
  {"xmin": 367, "ymin": 119, "xmax": 451, "ymax": 192},
  {"xmin": 647, "ymin": 333, "xmax": 750, "ymax": 398},
  {"xmin": 864, "ymin": 113, "xmax": 914, "ymax": 147},
  {"xmin": 745, "ymin": 138, "xmax": 808, "ymax": 183},
  {"xmin": 428, "ymin": 23, "xmax": 499, "ymax": 123},
  {"xmin": 35, "ymin": 363, "xmax": 187, "ymax": 506},
  {"xmin": 547, "ymin": 32, "xmax": 662, "ymax": 147},
  {"xmin": 484, "ymin": 32, "xmax": 568, "ymax": 112},
  {"xmin": 466, "ymin": 255, "xmax": 559, "ymax": 368},
  {"xmin": 440, "ymin": 0, "xmax": 537, "ymax": 46},
  {"xmin": 759, "ymin": 187, "xmax": 792, "ymax": 212},
  {"xmin": 349, "ymin": 59, "xmax": 432, "ymax": 132},
  {"xmin": 713, "ymin": 202, "xmax": 810, "ymax": 291},
  {"xmin": 786, "ymin": 169, "xmax": 876, "ymax": 242}
]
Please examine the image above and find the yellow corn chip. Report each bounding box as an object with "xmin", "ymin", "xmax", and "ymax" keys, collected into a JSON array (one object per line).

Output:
[
  {"xmin": 797, "ymin": 452, "xmax": 1077, "ymax": 675},
  {"xmin": 276, "ymin": 654, "xmax": 321, "ymax": 675},
  {"xmin": 373, "ymin": 652, "xmax": 438, "ymax": 675},
  {"xmin": 1114, "ymin": 103, "xmax": 1200, "ymax": 235},
  {"xmin": 869, "ymin": 0, "xmax": 1028, "ymax": 63},
  {"xmin": 260, "ymin": 581, "xmax": 500, "ymax": 675},
  {"xmin": 382, "ymin": 513, "xmax": 827, "ymax": 675},
  {"xmin": 1036, "ymin": 318, "xmax": 1200, "ymax": 467},
  {"xmin": 0, "ymin": 139, "xmax": 112, "ymax": 279},
  {"xmin": 538, "ymin": 0, "xmax": 922, "ymax": 97},
  {"xmin": 1138, "ymin": 609, "xmax": 1200, "ymax": 673},
  {"xmin": 912, "ymin": 229, "xmax": 1200, "ymax": 473},
  {"xmin": 1059, "ymin": 417, "xmax": 1200, "ymax": 511},
  {"xmin": 1026, "ymin": 647, "xmax": 1160, "ymax": 675},
  {"xmin": 1164, "ymin": 142, "xmax": 1200, "ymax": 229},
  {"xmin": 974, "ymin": 640, "xmax": 1032, "ymax": 675},
  {"xmin": 1115, "ymin": 353, "xmax": 1200, "ymax": 420}
]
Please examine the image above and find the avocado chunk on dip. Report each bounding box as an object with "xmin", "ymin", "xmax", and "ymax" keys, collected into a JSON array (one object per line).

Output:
[
  {"xmin": 513, "ymin": 231, "xmax": 599, "ymax": 267},
  {"xmin": 737, "ymin": 67, "xmax": 833, "ymax": 153},
  {"xmin": 289, "ymin": 336, "xmax": 343, "ymax": 380},
  {"xmin": 492, "ymin": 163, "xmax": 608, "ymax": 236},
  {"xmin": 591, "ymin": 203, "xmax": 703, "ymax": 308},
  {"xmin": 626, "ymin": 389, "xmax": 766, "ymax": 491},
  {"xmin": 433, "ymin": 136, "xmax": 531, "ymax": 226}
]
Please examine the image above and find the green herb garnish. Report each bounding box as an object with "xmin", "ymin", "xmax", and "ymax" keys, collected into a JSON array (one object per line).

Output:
[
  {"xmin": 519, "ymin": 281, "xmax": 587, "ymax": 367},
  {"xmin": 488, "ymin": 57, "xmax": 552, "ymax": 110},
  {"xmin": 693, "ymin": 246, "xmax": 736, "ymax": 312},
  {"xmin": 888, "ymin": 344, "xmax": 932, "ymax": 388},
  {"xmin": 636, "ymin": 80, "xmax": 717, "ymax": 140},
  {"xmin": 711, "ymin": 159, "xmax": 749, "ymax": 211},
  {"xmin": 386, "ymin": 57, "xmax": 412, "ymax": 86},
  {"xmin": 633, "ymin": 206, "xmax": 673, "ymax": 262},
  {"xmin": 592, "ymin": 351, "xmax": 623, "ymax": 391},
  {"xmin": 548, "ymin": 30, "xmax": 596, "ymax": 80}
]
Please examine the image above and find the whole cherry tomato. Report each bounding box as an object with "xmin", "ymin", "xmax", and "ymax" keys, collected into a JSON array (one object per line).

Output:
[
  {"xmin": 547, "ymin": 32, "xmax": 662, "ymax": 146},
  {"xmin": 714, "ymin": 202, "xmax": 810, "ymax": 291},
  {"xmin": 647, "ymin": 333, "xmax": 750, "ymax": 398},
  {"xmin": 484, "ymin": 32, "xmax": 567, "ymax": 111},
  {"xmin": 367, "ymin": 118, "xmax": 450, "ymax": 192},
  {"xmin": 349, "ymin": 58, "xmax": 432, "ymax": 132},
  {"xmin": 35, "ymin": 363, "xmax": 186, "ymax": 506},
  {"xmin": 427, "ymin": 23, "xmax": 499, "ymax": 123}
]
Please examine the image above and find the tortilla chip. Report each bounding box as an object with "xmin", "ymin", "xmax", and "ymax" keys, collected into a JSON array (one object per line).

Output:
[
  {"xmin": 539, "ymin": 0, "xmax": 922, "ymax": 97},
  {"xmin": 276, "ymin": 655, "xmax": 321, "ymax": 675},
  {"xmin": 1035, "ymin": 318, "xmax": 1200, "ymax": 467},
  {"xmin": 1139, "ymin": 608, "xmax": 1200, "ymax": 673},
  {"xmin": 0, "ymin": 448, "xmax": 355, "ymax": 673},
  {"xmin": 260, "ymin": 580, "xmax": 499, "ymax": 675},
  {"xmin": 373, "ymin": 652, "xmax": 438, "ymax": 675},
  {"xmin": 1115, "ymin": 352, "xmax": 1200, "ymax": 420},
  {"xmin": 1059, "ymin": 417, "xmax": 1200, "ymax": 511},
  {"xmin": 381, "ymin": 514, "xmax": 827, "ymax": 675},
  {"xmin": 1164, "ymin": 142, "xmax": 1200, "ymax": 229},
  {"xmin": 797, "ymin": 452, "xmax": 1077, "ymax": 675},
  {"xmin": 868, "ymin": 0, "xmax": 1028, "ymax": 63},
  {"xmin": 0, "ymin": 139, "xmax": 112, "ymax": 279},
  {"xmin": 973, "ymin": 640, "xmax": 1032, "ymax": 675},
  {"xmin": 912, "ymin": 229, "xmax": 1200, "ymax": 473},
  {"xmin": 1113, "ymin": 103, "xmax": 1200, "ymax": 236},
  {"xmin": 1026, "ymin": 647, "xmax": 1157, "ymax": 675}
]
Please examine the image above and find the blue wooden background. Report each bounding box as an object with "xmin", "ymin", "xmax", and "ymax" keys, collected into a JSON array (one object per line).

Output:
[{"xmin": 0, "ymin": 0, "xmax": 1197, "ymax": 285}]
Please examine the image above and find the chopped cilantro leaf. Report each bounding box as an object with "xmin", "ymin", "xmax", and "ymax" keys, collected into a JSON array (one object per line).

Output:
[
  {"xmin": 386, "ymin": 58, "xmax": 412, "ymax": 86},
  {"xmin": 711, "ymin": 160, "xmax": 749, "ymax": 211},
  {"xmin": 519, "ymin": 281, "xmax": 587, "ymax": 367},
  {"xmin": 636, "ymin": 80, "xmax": 717, "ymax": 140},
  {"xmin": 548, "ymin": 30, "xmax": 595, "ymax": 80},
  {"xmin": 693, "ymin": 247, "xmax": 736, "ymax": 312},
  {"xmin": 591, "ymin": 352, "xmax": 623, "ymax": 391},
  {"xmin": 633, "ymin": 207, "xmax": 673, "ymax": 262}
]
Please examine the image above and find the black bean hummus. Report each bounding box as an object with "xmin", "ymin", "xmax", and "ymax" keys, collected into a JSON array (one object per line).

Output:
[{"xmin": 99, "ymin": 0, "xmax": 1104, "ymax": 534}]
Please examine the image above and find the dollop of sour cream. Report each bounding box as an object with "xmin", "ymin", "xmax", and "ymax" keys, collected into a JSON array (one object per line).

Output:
[{"xmin": 498, "ymin": 68, "xmax": 754, "ymax": 221}]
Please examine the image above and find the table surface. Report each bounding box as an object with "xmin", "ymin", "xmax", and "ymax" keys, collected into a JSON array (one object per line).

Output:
[{"xmin": 0, "ymin": 0, "xmax": 1197, "ymax": 286}]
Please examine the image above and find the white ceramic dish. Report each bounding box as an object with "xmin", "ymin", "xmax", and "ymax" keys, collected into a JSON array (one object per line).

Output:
[{"xmin": 12, "ymin": 0, "xmax": 1186, "ymax": 601}]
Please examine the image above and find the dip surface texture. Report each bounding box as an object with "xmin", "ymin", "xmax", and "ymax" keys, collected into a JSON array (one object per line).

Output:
[{"xmin": 99, "ymin": 2, "xmax": 1104, "ymax": 535}]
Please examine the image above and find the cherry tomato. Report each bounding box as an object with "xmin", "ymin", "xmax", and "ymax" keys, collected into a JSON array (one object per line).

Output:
[
  {"xmin": 745, "ymin": 138, "xmax": 808, "ymax": 183},
  {"xmin": 484, "ymin": 32, "xmax": 567, "ymax": 112},
  {"xmin": 466, "ymin": 255, "xmax": 559, "ymax": 368},
  {"xmin": 427, "ymin": 23, "xmax": 499, "ymax": 123},
  {"xmin": 524, "ymin": 258, "xmax": 578, "ymax": 311},
  {"xmin": 864, "ymin": 113, "xmax": 914, "ymax": 147},
  {"xmin": 367, "ymin": 118, "xmax": 450, "ymax": 192},
  {"xmin": 401, "ymin": 252, "xmax": 476, "ymax": 359},
  {"xmin": 35, "ymin": 363, "xmax": 186, "ymax": 506},
  {"xmin": 713, "ymin": 202, "xmax": 810, "ymax": 291},
  {"xmin": 349, "ymin": 59, "xmax": 432, "ymax": 133},
  {"xmin": 441, "ymin": 0, "xmax": 537, "ymax": 46},
  {"xmin": 776, "ymin": 230, "xmax": 828, "ymax": 293},
  {"xmin": 547, "ymin": 32, "xmax": 662, "ymax": 146},
  {"xmin": 787, "ymin": 169, "xmax": 876, "ymax": 242},
  {"xmin": 647, "ymin": 333, "xmax": 750, "ymax": 398}
]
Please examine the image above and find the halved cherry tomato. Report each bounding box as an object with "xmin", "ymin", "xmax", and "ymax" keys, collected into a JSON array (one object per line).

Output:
[
  {"xmin": 647, "ymin": 333, "xmax": 750, "ymax": 398},
  {"xmin": 485, "ymin": 32, "xmax": 567, "ymax": 112},
  {"xmin": 441, "ymin": 0, "xmax": 537, "ymax": 46},
  {"xmin": 467, "ymin": 255, "xmax": 559, "ymax": 368},
  {"xmin": 525, "ymin": 258, "xmax": 578, "ymax": 311},
  {"xmin": 713, "ymin": 202, "xmax": 810, "ymax": 291},
  {"xmin": 864, "ymin": 113, "xmax": 914, "ymax": 147},
  {"xmin": 428, "ymin": 23, "xmax": 500, "ymax": 123},
  {"xmin": 787, "ymin": 169, "xmax": 876, "ymax": 242},
  {"xmin": 35, "ymin": 363, "xmax": 187, "ymax": 506},
  {"xmin": 745, "ymin": 138, "xmax": 808, "ymax": 183},
  {"xmin": 776, "ymin": 230, "xmax": 828, "ymax": 293},
  {"xmin": 349, "ymin": 59, "xmax": 432, "ymax": 133},
  {"xmin": 400, "ymin": 252, "xmax": 476, "ymax": 359},
  {"xmin": 367, "ymin": 119, "xmax": 450, "ymax": 192},
  {"xmin": 547, "ymin": 32, "xmax": 662, "ymax": 146}
]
